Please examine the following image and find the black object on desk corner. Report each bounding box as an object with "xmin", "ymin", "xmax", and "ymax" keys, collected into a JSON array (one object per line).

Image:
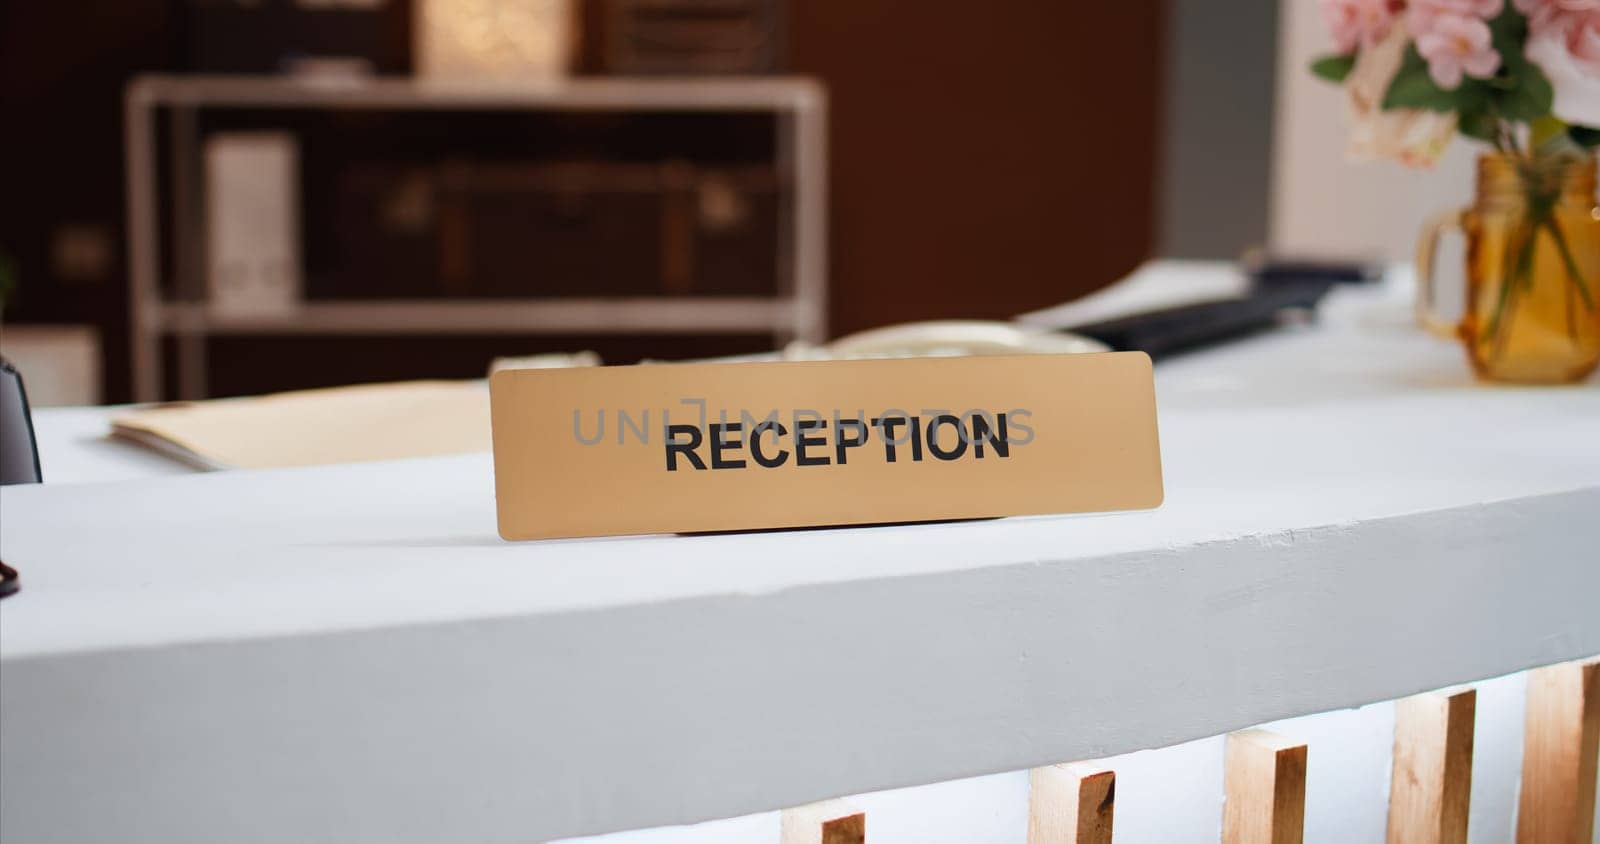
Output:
[
  {"xmin": 2, "ymin": 356, "xmax": 41, "ymax": 599},
  {"xmin": 1070, "ymin": 257, "xmax": 1383, "ymax": 360},
  {"xmin": 1, "ymin": 357, "xmax": 42, "ymax": 485}
]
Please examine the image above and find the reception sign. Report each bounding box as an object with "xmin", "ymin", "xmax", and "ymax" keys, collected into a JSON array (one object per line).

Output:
[{"xmin": 489, "ymin": 352, "xmax": 1163, "ymax": 540}]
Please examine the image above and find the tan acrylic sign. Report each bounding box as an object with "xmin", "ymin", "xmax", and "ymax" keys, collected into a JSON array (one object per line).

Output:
[{"xmin": 489, "ymin": 352, "xmax": 1163, "ymax": 540}]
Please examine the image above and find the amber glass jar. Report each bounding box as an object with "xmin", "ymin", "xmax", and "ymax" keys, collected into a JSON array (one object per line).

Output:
[{"xmin": 1417, "ymin": 154, "xmax": 1600, "ymax": 383}]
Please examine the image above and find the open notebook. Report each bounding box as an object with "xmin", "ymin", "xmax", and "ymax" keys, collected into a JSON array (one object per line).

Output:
[{"xmin": 110, "ymin": 380, "xmax": 491, "ymax": 471}]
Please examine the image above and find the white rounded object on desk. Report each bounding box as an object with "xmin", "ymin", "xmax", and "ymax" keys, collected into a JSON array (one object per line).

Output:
[{"xmin": 816, "ymin": 320, "xmax": 1110, "ymax": 360}]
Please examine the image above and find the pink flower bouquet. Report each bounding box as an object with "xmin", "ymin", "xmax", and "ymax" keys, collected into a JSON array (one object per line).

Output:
[
  {"xmin": 1313, "ymin": 0, "xmax": 1599, "ymax": 165},
  {"xmin": 1315, "ymin": 0, "xmax": 1600, "ymax": 376}
]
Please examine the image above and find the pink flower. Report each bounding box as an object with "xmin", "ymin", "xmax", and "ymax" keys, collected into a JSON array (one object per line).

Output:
[
  {"xmin": 1321, "ymin": 0, "xmax": 1402, "ymax": 52},
  {"xmin": 1346, "ymin": 28, "xmax": 1460, "ymax": 166},
  {"xmin": 1519, "ymin": 1, "xmax": 1600, "ymax": 124},
  {"xmin": 1415, "ymin": 14, "xmax": 1504, "ymax": 87},
  {"xmin": 1514, "ymin": 0, "xmax": 1600, "ymax": 34}
]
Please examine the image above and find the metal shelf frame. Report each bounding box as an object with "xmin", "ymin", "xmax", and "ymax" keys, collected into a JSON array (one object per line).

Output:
[{"xmin": 124, "ymin": 74, "xmax": 828, "ymax": 401}]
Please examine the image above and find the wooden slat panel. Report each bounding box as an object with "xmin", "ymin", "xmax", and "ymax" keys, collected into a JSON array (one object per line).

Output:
[
  {"xmin": 1517, "ymin": 659, "xmax": 1600, "ymax": 844},
  {"xmin": 1224, "ymin": 729, "xmax": 1307, "ymax": 844},
  {"xmin": 1028, "ymin": 762, "xmax": 1115, "ymax": 844},
  {"xmin": 1387, "ymin": 688, "xmax": 1475, "ymax": 844}
]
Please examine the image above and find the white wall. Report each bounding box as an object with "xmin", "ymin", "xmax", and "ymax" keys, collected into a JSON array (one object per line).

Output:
[
  {"xmin": 1271, "ymin": 0, "xmax": 1479, "ymax": 262},
  {"xmin": 0, "ymin": 325, "xmax": 101, "ymax": 407},
  {"xmin": 1159, "ymin": 0, "xmax": 1280, "ymax": 259}
]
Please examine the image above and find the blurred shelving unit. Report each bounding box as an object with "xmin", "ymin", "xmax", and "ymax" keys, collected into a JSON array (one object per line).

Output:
[{"xmin": 124, "ymin": 74, "xmax": 827, "ymax": 402}]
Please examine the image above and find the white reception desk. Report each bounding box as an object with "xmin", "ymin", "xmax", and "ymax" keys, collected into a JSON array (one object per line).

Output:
[{"xmin": 2, "ymin": 265, "xmax": 1597, "ymax": 843}]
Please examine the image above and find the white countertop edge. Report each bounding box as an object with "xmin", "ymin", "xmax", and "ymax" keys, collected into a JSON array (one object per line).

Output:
[{"xmin": 4, "ymin": 485, "xmax": 1596, "ymax": 843}]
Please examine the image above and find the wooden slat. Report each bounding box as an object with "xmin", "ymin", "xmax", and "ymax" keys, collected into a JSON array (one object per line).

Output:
[
  {"xmin": 1517, "ymin": 658, "xmax": 1600, "ymax": 844},
  {"xmin": 1387, "ymin": 688, "xmax": 1475, "ymax": 844},
  {"xmin": 780, "ymin": 800, "xmax": 865, "ymax": 844},
  {"xmin": 1028, "ymin": 762, "xmax": 1115, "ymax": 844},
  {"xmin": 1223, "ymin": 728, "xmax": 1307, "ymax": 844}
]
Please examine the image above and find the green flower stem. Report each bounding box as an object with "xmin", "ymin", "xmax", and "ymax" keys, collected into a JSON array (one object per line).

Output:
[
  {"xmin": 1487, "ymin": 220, "xmax": 1532, "ymax": 357},
  {"xmin": 1486, "ymin": 207, "xmax": 1595, "ymax": 358},
  {"xmin": 1545, "ymin": 219, "xmax": 1594, "ymax": 310}
]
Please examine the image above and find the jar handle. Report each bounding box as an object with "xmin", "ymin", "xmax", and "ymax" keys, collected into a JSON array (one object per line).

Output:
[{"xmin": 1415, "ymin": 208, "xmax": 1467, "ymax": 340}]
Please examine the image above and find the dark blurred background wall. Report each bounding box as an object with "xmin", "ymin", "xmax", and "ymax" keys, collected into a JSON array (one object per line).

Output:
[
  {"xmin": 788, "ymin": 3, "xmax": 1164, "ymax": 334},
  {"xmin": 1, "ymin": 0, "xmax": 183, "ymax": 401},
  {"xmin": 0, "ymin": 0, "xmax": 1200, "ymax": 402}
]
